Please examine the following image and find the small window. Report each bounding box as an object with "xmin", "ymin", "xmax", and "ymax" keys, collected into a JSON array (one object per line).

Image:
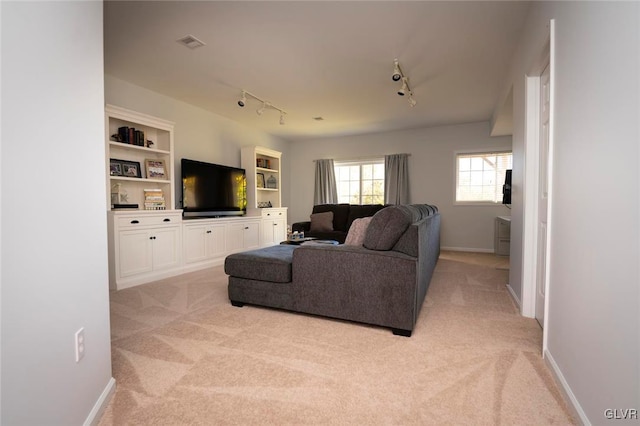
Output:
[
  {"xmin": 334, "ymin": 159, "xmax": 385, "ymax": 204},
  {"xmin": 455, "ymin": 151, "xmax": 512, "ymax": 203}
]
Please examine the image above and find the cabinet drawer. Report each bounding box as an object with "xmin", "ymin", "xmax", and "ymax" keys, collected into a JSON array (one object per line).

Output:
[
  {"xmin": 261, "ymin": 208, "xmax": 287, "ymax": 218},
  {"xmin": 116, "ymin": 213, "xmax": 182, "ymax": 228},
  {"xmin": 498, "ymin": 222, "xmax": 510, "ymax": 238}
]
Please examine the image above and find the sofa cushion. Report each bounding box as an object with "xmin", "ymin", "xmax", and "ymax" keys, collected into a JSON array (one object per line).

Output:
[
  {"xmin": 312, "ymin": 203, "xmax": 350, "ymax": 232},
  {"xmin": 310, "ymin": 211, "xmax": 334, "ymax": 232},
  {"xmin": 224, "ymin": 245, "xmax": 296, "ymax": 283},
  {"xmin": 363, "ymin": 206, "xmax": 412, "ymax": 251},
  {"xmin": 344, "ymin": 216, "xmax": 373, "ymax": 246},
  {"xmin": 346, "ymin": 204, "xmax": 386, "ymax": 230}
]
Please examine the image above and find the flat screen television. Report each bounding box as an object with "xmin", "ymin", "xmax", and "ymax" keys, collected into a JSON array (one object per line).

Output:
[
  {"xmin": 181, "ymin": 159, "xmax": 247, "ymax": 218},
  {"xmin": 502, "ymin": 169, "xmax": 512, "ymax": 205}
]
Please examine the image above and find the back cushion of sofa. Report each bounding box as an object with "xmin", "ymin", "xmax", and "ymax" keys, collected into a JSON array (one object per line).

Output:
[
  {"xmin": 363, "ymin": 206, "xmax": 412, "ymax": 251},
  {"xmin": 346, "ymin": 204, "xmax": 385, "ymax": 230}
]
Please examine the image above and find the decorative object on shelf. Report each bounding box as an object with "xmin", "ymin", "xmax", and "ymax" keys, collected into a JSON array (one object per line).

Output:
[
  {"xmin": 111, "ymin": 183, "xmax": 129, "ymax": 205},
  {"xmin": 257, "ymin": 201, "xmax": 273, "ymax": 208},
  {"xmin": 110, "ymin": 159, "xmax": 123, "ymax": 176},
  {"xmin": 266, "ymin": 175, "xmax": 277, "ymax": 189},
  {"xmin": 256, "ymin": 172, "xmax": 265, "ymax": 188},
  {"xmin": 121, "ymin": 160, "xmax": 142, "ymax": 178},
  {"xmin": 144, "ymin": 188, "xmax": 166, "ymax": 210},
  {"xmin": 111, "ymin": 133, "xmax": 123, "ymax": 142},
  {"xmin": 145, "ymin": 159, "xmax": 167, "ymax": 179},
  {"xmin": 112, "ymin": 203, "xmax": 138, "ymax": 209},
  {"xmin": 117, "ymin": 126, "xmax": 146, "ymax": 146},
  {"xmin": 256, "ymin": 158, "xmax": 271, "ymax": 169},
  {"xmin": 146, "ymin": 140, "xmax": 154, "ymax": 148}
]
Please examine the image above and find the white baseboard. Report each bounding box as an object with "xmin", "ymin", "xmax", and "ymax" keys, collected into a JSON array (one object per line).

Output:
[
  {"xmin": 506, "ymin": 283, "xmax": 522, "ymax": 309},
  {"xmin": 84, "ymin": 377, "xmax": 116, "ymax": 426},
  {"xmin": 543, "ymin": 350, "xmax": 590, "ymax": 426},
  {"xmin": 440, "ymin": 246, "xmax": 494, "ymax": 253}
]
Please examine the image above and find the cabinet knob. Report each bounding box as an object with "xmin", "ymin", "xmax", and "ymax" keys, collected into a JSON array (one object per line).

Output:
[
  {"xmin": 149, "ymin": 236, "xmax": 156, "ymax": 240},
  {"xmin": 278, "ymin": 212, "xmax": 282, "ymax": 216},
  {"xmin": 163, "ymin": 218, "xmax": 171, "ymax": 222},
  {"xmin": 206, "ymin": 230, "xmax": 212, "ymax": 234},
  {"xmin": 244, "ymin": 226, "xmax": 249, "ymax": 230},
  {"xmin": 273, "ymin": 223, "xmax": 277, "ymax": 226},
  {"xmin": 131, "ymin": 220, "xmax": 139, "ymax": 224},
  {"xmin": 267, "ymin": 213, "xmax": 271, "ymax": 216}
]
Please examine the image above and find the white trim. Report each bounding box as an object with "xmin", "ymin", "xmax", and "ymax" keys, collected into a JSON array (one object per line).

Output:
[
  {"xmin": 440, "ymin": 246, "xmax": 494, "ymax": 253},
  {"xmin": 83, "ymin": 377, "xmax": 116, "ymax": 426},
  {"xmin": 506, "ymin": 284, "xmax": 521, "ymax": 309},
  {"xmin": 544, "ymin": 350, "xmax": 590, "ymax": 425}
]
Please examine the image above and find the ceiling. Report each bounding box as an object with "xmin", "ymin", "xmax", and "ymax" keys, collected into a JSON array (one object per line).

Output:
[{"xmin": 104, "ymin": 1, "xmax": 529, "ymax": 141}]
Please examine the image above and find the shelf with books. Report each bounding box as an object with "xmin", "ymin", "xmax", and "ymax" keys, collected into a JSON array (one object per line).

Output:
[{"xmin": 105, "ymin": 105, "xmax": 175, "ymax": 212}]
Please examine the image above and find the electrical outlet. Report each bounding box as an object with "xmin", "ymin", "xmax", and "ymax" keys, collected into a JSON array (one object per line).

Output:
[{"xmin": 75, "ymin": 327, "xmax": 85, "ymax": 363}]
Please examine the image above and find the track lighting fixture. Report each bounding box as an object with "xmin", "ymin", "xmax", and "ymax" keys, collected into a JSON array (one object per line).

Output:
[
  {"xmin": 237, "ymin": 90, "xmax": 287, "ymax": 124},
  {"xmin": 238, "ymin": 91, "xmax": 247, "ymax": 107},
  {"xmin": 391, "ymin": 59, "xmax": 416, "ymax": 106},
  {"xmin": 392, "ymin": 59, "xmax": 402, "ymax": 82}
]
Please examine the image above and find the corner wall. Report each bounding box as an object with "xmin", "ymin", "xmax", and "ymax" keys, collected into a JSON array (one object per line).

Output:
[
  {"xmin": 499, "ymin": 2, "xmax": 639, "ymax": 422},
  {"xmin": 288, "ymin": 121, "xmax": 512, "ymax": 252},
  {"xmin": 1, "ymin": 2, "xmax": 113, "ymax": 423}
]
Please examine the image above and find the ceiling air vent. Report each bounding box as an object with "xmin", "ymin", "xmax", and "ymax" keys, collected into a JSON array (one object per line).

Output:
[{"xmin": 176, "ymin": 35, "xmax": 206, "ymax": 49}]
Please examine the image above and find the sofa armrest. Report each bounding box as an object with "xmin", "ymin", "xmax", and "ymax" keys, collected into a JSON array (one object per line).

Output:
[
  {"xmin": 291, "ymin": 221, "xmax": 311, "ymax": 233},
  {"xmin": 292, "ymin": 245, "xmax": 418, "ymax": 331}
]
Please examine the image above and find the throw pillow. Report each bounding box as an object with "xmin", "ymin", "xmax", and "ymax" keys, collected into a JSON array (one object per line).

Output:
[
  {"xmin": 344, "ymin": 217, "xmax": 373, "ymax": 246},
  {"xmin": 363, "ymin": 206, "xmax": 411, "ymax": 251},
  {"xmin": 309, "ymin": 211, "xmax": 334, "ymax": 232}
]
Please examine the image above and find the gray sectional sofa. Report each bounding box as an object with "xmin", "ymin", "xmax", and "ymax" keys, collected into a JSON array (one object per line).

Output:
[{"xmin": 224, "ymin": 204, "xmax": 440, "ymax": 336}]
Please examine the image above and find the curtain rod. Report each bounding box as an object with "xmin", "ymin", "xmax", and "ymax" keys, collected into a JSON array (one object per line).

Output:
[{"xmin": 313, "ymin": 154, "xmax": 411, "ymax": 162}]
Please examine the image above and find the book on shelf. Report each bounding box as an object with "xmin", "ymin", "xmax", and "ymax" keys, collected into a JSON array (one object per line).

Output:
[{"xmin": 144, "ymin": 189, "xmax": 165, "ymax": 210}]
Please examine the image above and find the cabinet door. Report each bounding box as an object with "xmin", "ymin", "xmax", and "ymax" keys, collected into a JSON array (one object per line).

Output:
[
  {"xmin": 119, "ymin": 229, "xmax": 153, "ymax": 277},
  {"xmin": 243, "ymin": 221, "xmax": 261, "ymax": 250},
  {"xmin": 272, "ymin": 217, "xmax": 286, "ymax": 243},
  {"xmin": 152, "ymin": 226, "xmax": 181, "ymax": 271},
  {"xmin": 184, "ymin": 224, "xmax": 207, "ymax": 264},
  {"xmin": 261, "ymin": 219, "xmax": 276, "ymax": 246},
  {"xmin": 206, "ymin": 224, "xmax": 226, "ymax": 258},
  {"xmin": 225, "ymin": 223, "xmax": 245, "ymax": 253}
]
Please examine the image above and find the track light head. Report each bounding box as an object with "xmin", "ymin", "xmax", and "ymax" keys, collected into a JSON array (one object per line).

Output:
[
  {"xmin": 397, "ymin": 78, "xmax": 408, "ymax": 96},
  {"xmin": 408, "ymin": 96, "xmax": 417, "ymax": 107},
  {"xmin": 256, "ymin": 102, "xmax": 266, "ymax": 116},
  {"xmin": 279, "ymin": 112, "xmax": 285, "ymax": 125},
  {"xmin": 238, "ymin": 91, "xmax": 246, "ymax": 107},
  {"xmin": 392, "ymin": 59, "xmax": 402, "ymax": 82}
]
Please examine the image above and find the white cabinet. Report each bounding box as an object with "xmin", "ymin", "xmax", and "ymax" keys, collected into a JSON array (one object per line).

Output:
[
  {"xmin": 495, "ymin": 216, "xmax": 511, "ymax": 256},
  {"xmin": 226, "ymin": 219, "xmax": 261, "ymax": 253},
  {"xmin": 242, "ymin": 146, "xmax": 282, "ymax": 214},
  {"xmin": 260, "ymin": 208, "xmax": 287, "ymax": 246},
  {"xmin": 183, "ymin": 221, "xmax": 226, "ymax": 269},
  {"xmin": 108, "ymin": 211, "xmax": 183, "ymax": 290}
]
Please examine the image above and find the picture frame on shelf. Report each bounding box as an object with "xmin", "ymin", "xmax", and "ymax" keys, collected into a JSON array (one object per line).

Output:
[
  {"xmin": 121, "ymin": 160, "xmax": 141, "ymax": 178},
  {"xmin": 256, "ymin": 172, "xmax": 265, "ymax": 188},
  {"xmin": 145, "ymin": 159, "xmax": 167, "ymax": 179},
  {"xmin": 109, "ymin": 159, "xmax": 123, "ymax": 176}
]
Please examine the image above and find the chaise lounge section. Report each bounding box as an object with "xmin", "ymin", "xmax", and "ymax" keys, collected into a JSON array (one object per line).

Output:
[{"xmin": 225, "ymin": 204, "xmax": 440, "ymax": 336}]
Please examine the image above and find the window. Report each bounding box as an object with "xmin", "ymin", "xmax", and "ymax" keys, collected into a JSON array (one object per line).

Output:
[
  {"xmin": 334, "ymin": 159, "xmax": 385, "ymax": 204},
  {"xmin": 455, "ymin": 151, "xmax": 512, "ymax": 203}
]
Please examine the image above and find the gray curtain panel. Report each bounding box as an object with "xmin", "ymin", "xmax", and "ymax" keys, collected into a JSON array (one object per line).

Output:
[
  {"xmin": 385, "ymin": 153, "xmax": 410, "ymax": 205},
  {"xmin": 314, "ymin": 159, "xmax": 338, "ymax": 205}
]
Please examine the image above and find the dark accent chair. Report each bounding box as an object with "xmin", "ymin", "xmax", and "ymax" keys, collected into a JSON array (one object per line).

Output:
[{"xmin": 291, "ymin": 204, "xmax": 387, "ymax": 243}]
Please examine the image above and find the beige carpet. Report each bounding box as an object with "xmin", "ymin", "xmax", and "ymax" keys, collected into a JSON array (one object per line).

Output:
[{"xmin": 99, "ymin": 252, "xmax": 575, "ymax": 425}]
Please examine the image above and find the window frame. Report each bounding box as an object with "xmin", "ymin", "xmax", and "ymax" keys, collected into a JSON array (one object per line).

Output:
[
  {"xmin": 454, "ymin": 149, "xmax": 513, "ymax": 206},
  {"xmin": 334, "ymin": 158, "xmax": 385, "ymax": 205}
]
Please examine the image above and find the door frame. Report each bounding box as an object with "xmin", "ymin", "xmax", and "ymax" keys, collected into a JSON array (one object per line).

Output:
[{"xmin": 522, "ymin": 19, "xmax": 555, "ymax": 354}]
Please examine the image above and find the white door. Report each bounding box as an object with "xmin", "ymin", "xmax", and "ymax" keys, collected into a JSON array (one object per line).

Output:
[{"xmin": 536, "ymin": 62, "xmax": 551, "ymax": 327}]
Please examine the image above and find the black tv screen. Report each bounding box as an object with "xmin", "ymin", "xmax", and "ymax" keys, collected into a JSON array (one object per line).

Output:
[
  {"xmin": 181, "ymin": 159, "xmax": 247, "ymax": 218},
  {"xmin": 502, "ymin": 169, "xmax": 512, "ymax": 205}
]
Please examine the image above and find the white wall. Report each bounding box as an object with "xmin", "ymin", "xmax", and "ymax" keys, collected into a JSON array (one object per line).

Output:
[
  {"xmin": 1, "ymin": 2, "xmax": 113, "ymax": 424},
  {"xmin": 499, "ymin": 1, "xmax": 639, "ymax": 422},
  {"xmin": 289, "ymin": 122, "xmax": 512, "ymax": 252},
  {"xmin": 105, "ymin": 75, "xmax": 292, "ymax": 210}
]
